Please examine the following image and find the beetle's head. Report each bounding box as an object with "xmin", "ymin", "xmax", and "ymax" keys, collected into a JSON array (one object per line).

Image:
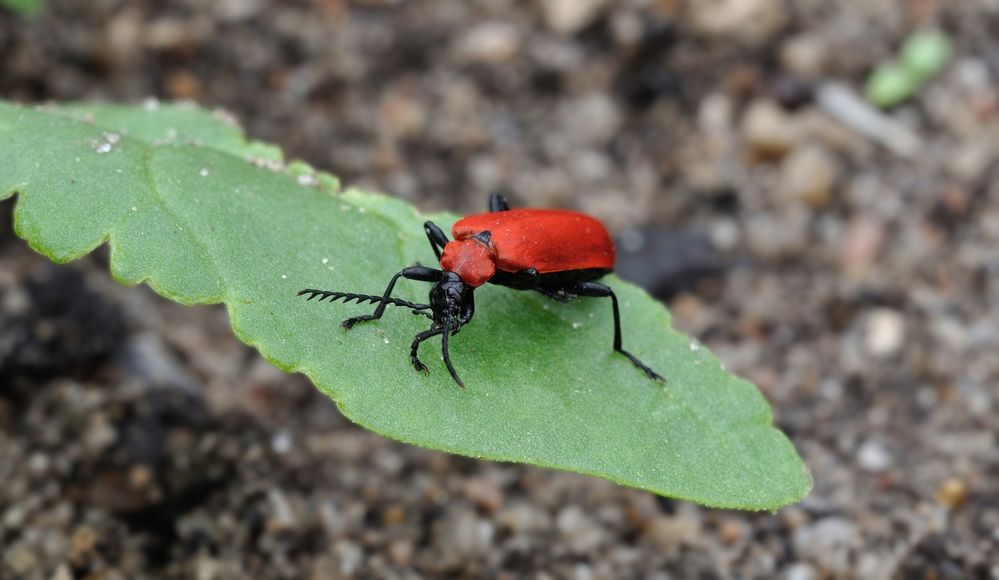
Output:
[{"xmin": 430, "ymin": 271, "xmax": 475, "ymax": 332}]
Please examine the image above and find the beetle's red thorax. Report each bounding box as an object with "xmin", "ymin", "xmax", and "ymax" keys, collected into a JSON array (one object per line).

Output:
[{"xmin": 440, "ymin": 239, "xmax": 496, "ymax": 287}]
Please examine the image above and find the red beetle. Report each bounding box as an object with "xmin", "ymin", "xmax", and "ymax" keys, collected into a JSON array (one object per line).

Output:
[{"xmin": 299, "ymin": 194, "xmax": 663, "ymax": 388}]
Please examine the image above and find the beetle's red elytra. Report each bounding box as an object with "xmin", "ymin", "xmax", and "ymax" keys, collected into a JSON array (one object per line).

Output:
[
  {"xmin": 299, "ymin": 193, "xmax": 663, "ymax": 388},
  {"xmin": 450, "ymin": 209, "xmax": 615, "ymax": 279}
]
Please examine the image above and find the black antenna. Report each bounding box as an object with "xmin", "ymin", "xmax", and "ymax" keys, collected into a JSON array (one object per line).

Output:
[
  {"xmin": 441, "ymin": 318, "xmax": 465, "ymax": 388},
  {"xmin": 297, "ymin": 288, "xmax": 431, "ymax": 312}
]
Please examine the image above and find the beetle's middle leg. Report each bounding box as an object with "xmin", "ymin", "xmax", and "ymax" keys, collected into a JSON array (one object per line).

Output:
[{"xmin": 342, "ymin": 266, "xmax": 442, "ymax": 329}]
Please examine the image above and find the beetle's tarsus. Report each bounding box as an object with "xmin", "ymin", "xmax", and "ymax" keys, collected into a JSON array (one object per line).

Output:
[
  {"xmin": 621, "ymin": 350, "xmax": 666, "ymax": 382},
  {"xmin": 342, "ymin": 315, "xmax": 374, "ymax": 329},
  {"xmin": 411, "ymin": 328, "xmax": 444, "ymax": 379}
]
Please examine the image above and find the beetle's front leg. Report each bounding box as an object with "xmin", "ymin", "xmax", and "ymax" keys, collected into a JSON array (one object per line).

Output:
[
  {"xmin": 410, "ymin": 327, "xmax": 444, "ymax": 373},
  {"xmin": 342, "ymin": 266, "xmax": 443, "ymax": 329},
  {"xmin": 423, "ymin": 221, "xmax": 449, "ymax": 260}
]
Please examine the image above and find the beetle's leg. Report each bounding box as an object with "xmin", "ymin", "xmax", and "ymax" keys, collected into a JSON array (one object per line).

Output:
[
  {"xmin": 492, "ymin": 267, "xmax": 540, "ymax": 290},
  {"xmin": 410, "ymin": 327, "xmax": 444, "ymax": 373},
  {"xmin": 511, "ymin": 268, "xmax": 539, "ymax": 289},
  {"xmin": 342, "ymin": 266, "xmax": 443, "ymax": 329},
  {"xmin": 535, "ymin": 285, "xmax": 575, "ymax": 303},
  {"xmin": 424, "ymin": 221, "xmax": 449, "ymax": 260},
  {"xmin": 569, "ymin": 281, "xmax": 665, "ymax": 382},
  {"xmin": 489, "ymin": 192, "xmax": 510, "ymax": 212}
]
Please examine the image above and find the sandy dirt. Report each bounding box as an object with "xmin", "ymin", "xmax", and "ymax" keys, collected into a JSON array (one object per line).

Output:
[{"xmin": 1, "ymin": 1, "xmax": 997, "ymax": 578}]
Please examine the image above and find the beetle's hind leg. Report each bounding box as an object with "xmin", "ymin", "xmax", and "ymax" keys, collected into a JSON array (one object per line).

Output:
[
  {"xmin": 535, "ymin": 286, "xmax": 575, "ymax": 303},
  {"xmin": 489, "ymin": 192, "xmax": 510, "ymax": 212},
  {"xmin": 562, "ymin": 281, "xmax": 665, "ymax": 382}
]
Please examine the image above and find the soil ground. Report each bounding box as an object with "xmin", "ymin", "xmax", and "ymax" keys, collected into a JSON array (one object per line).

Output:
[{"xmin": 1, "ymin": 1, "xmax": 998, "ymax": 578}]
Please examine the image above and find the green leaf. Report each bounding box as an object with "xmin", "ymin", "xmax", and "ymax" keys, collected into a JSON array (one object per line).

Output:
[
  {"xmin": 1, "ymin": 0, "xmax": 42, "ymax": 16},
  {"xmin": 865, "ymin": 29, "xmax": 952, "ymax": 109},
  {"xmin": 900, "ymin": 30, "xmax": 951, "ymax": 83},
  {"xmin": 866, "ymin": 62, "xmax": 921, "ymax": 108},
  {"xmin": 0, "ymin": 101, "xmax": 811, "ymax": 509}
]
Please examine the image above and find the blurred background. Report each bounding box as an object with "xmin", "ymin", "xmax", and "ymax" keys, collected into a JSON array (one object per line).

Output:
[{"xmin": 1, "ymin": 0, "xmax": 997, "ymax": 578}]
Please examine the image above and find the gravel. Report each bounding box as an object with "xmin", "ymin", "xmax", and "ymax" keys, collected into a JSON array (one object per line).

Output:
[{"xmin": 2, "ymin": 1, "xmax": 998, "ymax": 578}]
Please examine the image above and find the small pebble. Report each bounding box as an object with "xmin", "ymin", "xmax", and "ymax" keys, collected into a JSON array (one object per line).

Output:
[
  {"xmin": 646, "ymin": 514, "xmax": 701, "ymax": 551},
  {"xmin": 864, "ymin": 309, "xmax": 905, "ymax": 358},
  {"xmin": 557, "ymin": 506, "xmax": 606, "ymax": 553},
  {"xmin": 742, "ymin": 99, "xmax": 798, "ymax": 160},
  {"xmin": 434, "ymin": 509, "xmax": 493, "ymax": 564},
  {"xmin": 785, "ymin": 562, "xmax": 818, "ymax": 580},
  {"xmin": 562, "ymin": 93, "xmax": 622, "ymax": 143},
  {"xmin": 690, "ymin": 0, "xmax": 787, "ymax": 46},
  {"xmin": 389, "ymin": 539, "xmax": 413, "ymax": 567},
  {"xmin": 69, "ymin": 526, "xmax": 98, "ymax": 566},
  {"xmin": 816, "ymin": 83, "xmax": 921, "ymax": 157},
  {"xmin": 464, "ymin": 477, "xmax": 504, "ymax": 513},
  {"xmin": 382, "ymin": 504, "xmax": 405, "ymax": 526},
  {"xmin": 718, "ymin": 517, "xmax": 746, "ymax": 546},
  {"xmin": 792, "ymin": 518, "xmax": 860, "ymax": 575},
  {"xmin": 839, "ymin": 217, "xmax": 885, "ymax": 278},
  {"xmin": 779, "ymin": 145, "xmax": 838, "ymax": 207},
  {"xmin": 936, "ymin": 477, "xmax": 967, "ymax": 509},
  {"xmin": 333, "ymin": 541, "xmax": 363, "ymax": 576},
  {"xmin": 781, "ymin": 35, "xmax": 827, "ymax": 79},
  {"xmin": 271, "ymin": 430, "xmax": 292, "ymax": 454},
  {"xmin": 857, "ymin": 439, "xmax": 892, "ymax": 473},
  {"xmin": 5, "ymin": 547, "xmax": 36, "ymax": 576},
  {"xmin": 129, "ymin": 465, "xmax": 153, "ymax": 490},
  {"xmin": 455, "ymin": 23, "xmax": 520, "ymax": 64},
  {"xmin": 51, "ymin": 565, "xmax": 73, "ymax": 580},
  {"xmin": 541, "ymin": 0, "xmax": 608, "ymax": 35}
]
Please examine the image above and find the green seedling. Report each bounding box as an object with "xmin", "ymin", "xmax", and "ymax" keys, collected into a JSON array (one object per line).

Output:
[{"xmin": 866, "ymin": 29, "xmax": 952, "ymax": 108}]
